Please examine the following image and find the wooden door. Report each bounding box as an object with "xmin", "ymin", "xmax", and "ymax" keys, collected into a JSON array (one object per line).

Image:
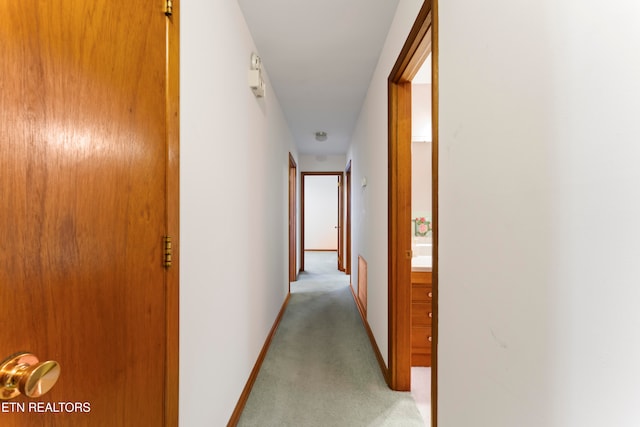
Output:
[
  {"xmin": 0, "ymin": 1, "xmax": 175, "ymax": 425},
  {"xmin": 345, "ymin": 161, "xmax": 352, "ymax": 275},
  {"xmin": 288, "ymin": 154, "xmax": 297, "ymax": 283},
  {"xmin": 337, "ymin": 174, "xmax": 344, "ymax": 271}
]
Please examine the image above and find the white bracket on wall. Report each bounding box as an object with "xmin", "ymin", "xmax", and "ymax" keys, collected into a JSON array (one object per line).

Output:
[{"xmin": 248, "ymin": 53, "xmax": 265, "ymax": 98}]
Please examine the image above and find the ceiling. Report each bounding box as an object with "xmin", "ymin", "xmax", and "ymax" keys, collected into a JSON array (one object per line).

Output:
[{"xmin": 237, "ymin": 0, "xmax": 401, "ymax": 155}]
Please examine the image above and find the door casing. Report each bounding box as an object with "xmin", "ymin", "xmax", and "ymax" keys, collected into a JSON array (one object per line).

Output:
[
  {"xmin": 288, "ymin": 153, "xmax": 298, "ymax": 283},
  {"xmin": 388, "ymin": 0, "xmax": 438, "ymax": 425},
  {"xmin": 300, "ymin": 171, "xmax": 344, "ymax": 272},
  {"xmin": 345, "ymin": 160, "xmax": 352, "ymax": 275}
]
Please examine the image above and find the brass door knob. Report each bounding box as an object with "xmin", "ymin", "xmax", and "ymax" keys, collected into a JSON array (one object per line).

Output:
[{"xmin": 0, "ymin": 352, "xmax": 61, "ymax": 400}]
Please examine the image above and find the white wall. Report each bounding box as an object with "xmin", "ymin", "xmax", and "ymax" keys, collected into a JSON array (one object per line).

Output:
[
  {"xmin": 304, "ymin": 175, "xmax": 339, "ymax": 250},
  {"xmin": 411, "ymin": 141, "xmax": 432, "ymax": 220},
  {"xmin": 439, "ymin": 0, "xmax": 640, "ymax": 426},
  {"xmin": 347, "ymin": 0, "xmax": 424, "ymax": 364},
  {"xmin": 181, "ymin": 1, "xmax": 296, "ymax": 424},
  {"xmin": 412, "ymin": 83, "xmax": 432, "ymax": 222},
  {"xmin": 299, "ymin": 154, "xmax": 346, "ymax": 172},
  {"xmin": 412, "ymin": 83, "xmax": 432, "ymax": 142}
]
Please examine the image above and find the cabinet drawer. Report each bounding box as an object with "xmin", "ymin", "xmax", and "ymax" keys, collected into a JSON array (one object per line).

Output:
[
  {"xmin": 411, "ymin": 271, "xmax": 432, "ymax": 285},
  {"xmin": 411, "ymin": 327, "xmax": 433, "ymax": 352},
  {"xmin": 412, "ymin": 284, "xmax": 433, "ymax": 303},
  {"xmin": 412, "ymin": 353, "xmax": 431, "ymax": 367},
  {"xmin": 412, "ymin": 302, "xmax": 433, "ymax": 327}
]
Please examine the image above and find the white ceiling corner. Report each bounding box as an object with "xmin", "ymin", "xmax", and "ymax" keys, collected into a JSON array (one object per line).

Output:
[{"xmin": 237, "ymin": 0, "xmax": 400, "ymax": 155}]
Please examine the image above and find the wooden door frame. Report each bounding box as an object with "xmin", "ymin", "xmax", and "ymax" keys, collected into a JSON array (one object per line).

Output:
[
  {"xmin": 165, "ymin": 3, "xmax": 180, "ymax": 426},
  {"xmin": 299, "ymin": 171, "xmax": 344, "ymax": 272},
  {"xmin": 345, "ymin": 160, "xmax": 352, "ymax": 275},
  {"xmin": 288, "ymin": 153, "xmax": 298, "ymax": 284},
  {"xmin": 388, "ymin": 0, "xmax": 438, "ymax": 425},
  {"xmin": 338, "ymin": 172, "xmax": 345, "ymax": 271}
]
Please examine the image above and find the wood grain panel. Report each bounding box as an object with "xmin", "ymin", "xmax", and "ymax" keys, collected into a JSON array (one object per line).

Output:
[
  {"xmin": 411, "ymin": 327, "xmax": 433, "ymax": 351},
  {"xmin": 412, "ymin": 353, "xmax": 432, "ymax": 367},
  {"xmin": 0, "ymin": 1, "xmax": 173, "ymax": 425},
  {"xmin": 412, "ymin": 284, "xmax": 433, "ymax": 302},
  {"xmin": 412, "ymin": 303, "xmax": 432, "ymax": 327},
  {"xmin": 412, "ymin": 271, "xmax": 433, "ymax": 286}
]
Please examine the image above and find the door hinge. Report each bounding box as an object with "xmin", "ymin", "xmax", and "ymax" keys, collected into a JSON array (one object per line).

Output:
[
  {"xmin": 165, "ymin": 0, "xmax": 173, "ymax": 17},
  {"xmin": 163, "ymin": 236, "xmax": 173, "ymax": 268}
]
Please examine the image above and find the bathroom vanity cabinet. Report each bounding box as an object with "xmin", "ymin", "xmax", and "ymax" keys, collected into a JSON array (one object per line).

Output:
[{"xmin": 411, "ymin": 270, "xmax": 433, "ymax": 367}]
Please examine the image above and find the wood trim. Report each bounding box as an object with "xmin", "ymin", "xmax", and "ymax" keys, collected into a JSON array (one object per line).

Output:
[
  {"xmin": 387, "ymin": 0, "xmax": 434, "ymax": 395},
  {"xmin": 227, "ymin": 293, "xmax": 292, "ymax": 426},
  {"xmin": 388, "ymin": 79, "xmax": 413, "ymax": 392},
  {"xmin": 349, "ymin": 283, "xmax": 389, "ymax": 385},
  {"xmin": 345, "ymin": 160, "xmax": 352, "ymax": 275},
  {"xmin": 300, "ymin": 172, "xmax": 305, "ymax": 271},
  {"xmin": 289, "ymin": 153, "xmax": 297, "ymax": 283},
  {"xmin": 431, "ymin": 1, "xmax": 439, "ymax": 424},
  {"xmin": 389, "ymin": 4, "xmax": 433, "ymax": 82},
  {"xmin": 300, "ymin": 171, "xmax": 344, "ymax": 272},
  {"xmin": 165, "ymin": 2, "xmax": 180, "ymax": 425},
  {"xmin": 338, "ymin": 173, "xmax": 344, "ymax": 271}
]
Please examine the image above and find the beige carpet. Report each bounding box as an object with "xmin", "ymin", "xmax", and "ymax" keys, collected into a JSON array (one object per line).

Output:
[{"xmin": 237, "ymin": 251, "xmax": 425, "ymax": 426}]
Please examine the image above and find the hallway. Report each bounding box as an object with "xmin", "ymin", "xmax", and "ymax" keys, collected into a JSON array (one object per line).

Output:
[
  {"xmin": 237, "ymin": 252, "xmax": 424, "ymax": 426},
  {"xmin": 177, "ymin": 0, "xmax": 640, "ymax": 425}
]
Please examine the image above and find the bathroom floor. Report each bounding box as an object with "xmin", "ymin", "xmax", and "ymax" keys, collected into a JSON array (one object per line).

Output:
[{"xmin": 411, "ymin": 367, "xmax": 431, "ymax": 426}]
